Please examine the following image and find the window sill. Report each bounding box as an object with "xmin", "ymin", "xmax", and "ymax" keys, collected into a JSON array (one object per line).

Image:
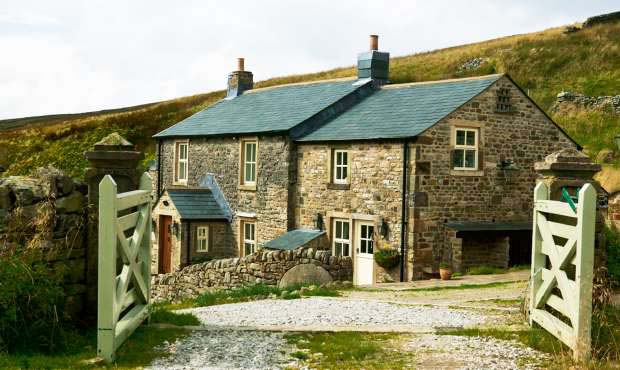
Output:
[
  {"xmin": 450, "ymin": 169, "xmax": 484, "ymax": 177},
  {"xmin": 238, "ymin": 184, "xmax": 257, "ymax": 191},
  {"xmin": 327, "ymin": 183, "xmax": 350, "ymax": 190},
  {"xmin": 173, "ymin": 181, "xmax": 188, "ymax": 186}
]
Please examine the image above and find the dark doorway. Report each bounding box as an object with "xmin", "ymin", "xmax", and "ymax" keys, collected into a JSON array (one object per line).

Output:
[
  {"xmin": 508, "ymin": 230, "xmax": 531, "ymax": 267},
  {"xmin": 159, "ymin": 215, "xmax": 173, "ymax": 273}
]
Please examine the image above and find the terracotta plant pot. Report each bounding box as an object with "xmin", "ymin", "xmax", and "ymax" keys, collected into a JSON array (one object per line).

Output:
[{"xmin": 439, "ymin": 268, "xmax": 453, "ymax": 280}]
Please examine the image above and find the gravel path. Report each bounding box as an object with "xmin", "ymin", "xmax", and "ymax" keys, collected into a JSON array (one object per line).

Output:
[
  {"xmin": 147, "ymin": 330, "xmax": 296, "ymax": 370},
  {"xmin": 405, "ymin": 334, "xmax": 550, "ymax": 370},
  {"xmin": 181, "ymin": 297, "xmax": 486, "ymax": 330}
]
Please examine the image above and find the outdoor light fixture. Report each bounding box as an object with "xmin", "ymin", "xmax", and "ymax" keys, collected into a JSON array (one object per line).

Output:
[
  {"xmin": 171, "ymin": 222, "xmax": 179, "ymax": 237},
  {"xmin": 314, "ymin": 213, "xmax": 324, "ymax": 231},
  {"xmin": 498, "ymin": 159, "xmax": 520, "ymax": 183},
  {"xmin": 379, "ymin": 218, "xmax": 389, "ymax": 238},
  {"xmin": 615, "ymin": 134, "xmax": 620, "ymax": 151}
]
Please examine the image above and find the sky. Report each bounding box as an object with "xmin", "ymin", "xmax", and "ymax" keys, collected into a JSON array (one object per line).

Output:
[{"xmin": 0, "ymin": 0, "xmax": 618, "ymax": 120}]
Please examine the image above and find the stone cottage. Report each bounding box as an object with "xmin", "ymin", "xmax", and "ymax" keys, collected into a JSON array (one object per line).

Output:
[{"xmin": 151, "ymin": 35, "xmax": 580, "ymax": 283}]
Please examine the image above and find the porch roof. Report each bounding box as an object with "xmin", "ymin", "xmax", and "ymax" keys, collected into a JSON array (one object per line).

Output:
[
  {"xmin": 445, "ymin": 221, "xmax": 532, "ymax": 232},
  {"xmin": 263, "ymin": 229, "xmax": 325, "ymax": 251},
  {"xmin": 167, "ymin": 189, "xmax": 229, "ymax": 221}
]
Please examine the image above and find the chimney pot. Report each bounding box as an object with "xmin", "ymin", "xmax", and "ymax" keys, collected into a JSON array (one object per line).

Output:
[
  {"xmin": 237, "ymin": 58, "xmax": 245, "ymax": 72},
  {"xmin": 370, "ymin": 35, "xmax": 379, "ymax": 51}
]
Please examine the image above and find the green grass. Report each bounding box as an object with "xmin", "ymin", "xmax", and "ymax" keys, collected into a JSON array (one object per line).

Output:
[
  {"xmin": 149, "ymin": 305, "xmax": 200, "ymax": 326},
  {"xmin": 3, "ymin": 22, "xmax": 620, "ymax": 177},
  {"xmin": 157, "ymin": 283, "xmax": 340, "ymax": 310},
  {"xmin": 404, "ymin": 281, "xmax": 516, "ymax": 292},
  {"xmin": 284, "ymin": 332, "xmax": 412, "ymax": 369},
  {"xmin": 465, "ymin": 264, "xmax": 530, "ymax": 275},
  {"xmin": 0, "ymin": 326, "xmax": 190, "ymax": 369}
]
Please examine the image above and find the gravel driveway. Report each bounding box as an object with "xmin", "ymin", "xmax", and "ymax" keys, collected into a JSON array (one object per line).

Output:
[{"xmin": 181, "ymin": 297, "xmax": 486, "ymax": 331}]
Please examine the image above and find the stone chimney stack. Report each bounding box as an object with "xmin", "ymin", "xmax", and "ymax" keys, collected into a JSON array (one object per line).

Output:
[
  {"xmin": 357, "ymin": 35, "xmax": 389, "ymax": 85},
  {"xmin": 226, "ymin": 57, "xmax": 253, "ymax": 99}
]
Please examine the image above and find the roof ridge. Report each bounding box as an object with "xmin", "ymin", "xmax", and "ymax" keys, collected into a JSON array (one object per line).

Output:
[
  {"xmin": 381, "ymin": 73, "xmax": 504, "ymax": 89},
  {"xmin": 246, "ymin": 77, "xmax": 357, "ymax": 94}
]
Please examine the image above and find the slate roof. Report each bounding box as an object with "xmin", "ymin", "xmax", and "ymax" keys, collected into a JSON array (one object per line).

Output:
[
  {"xmin": 445, "ymin": 221, "xmax": 532, "ymax": 232},
  {"xmin": 154, "ymin": 78, "xmax": 366, "ymax": 138},
  {"xmin": 296, "ymin": 75, "xmax": 502, "ymax": 141},
  {"xmin": 167, "ymin": 189, "xmax": 229, "ymax": 220},
  {"xmin": 263, "ymin": 229, "xmax": 326, "ymax": 251}
]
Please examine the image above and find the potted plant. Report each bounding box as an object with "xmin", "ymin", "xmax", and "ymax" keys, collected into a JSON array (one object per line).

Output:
[
  {"xmin": 374, "ymin": 248, "xmax": 400, "ymax": 269},
  {"xmin": 439, "ymin": 262, "xmax": 453, "ymax": 280}
]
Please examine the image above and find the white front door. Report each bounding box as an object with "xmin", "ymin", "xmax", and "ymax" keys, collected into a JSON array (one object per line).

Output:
[{"xmin": 354, "ymin": 222, "xmax": 375, "ymax": 285}]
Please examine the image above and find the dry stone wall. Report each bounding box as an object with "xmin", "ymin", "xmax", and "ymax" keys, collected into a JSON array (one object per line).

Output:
[
  {"xmin": 151, "ymin": 246, "xmax": 352, "ymax": 302},
  {"xmin": 0, "ymin": 168, "xmax": 87, "ymax": 316}
]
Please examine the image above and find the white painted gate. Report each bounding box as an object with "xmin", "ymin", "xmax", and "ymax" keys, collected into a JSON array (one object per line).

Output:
[
  {"xmin": 97, "ymin": 173, "xmax": 152, "ymax": 363},
  {"xmin": 530, "ymin": 182, "xmax": 596, "ymax": 361}
]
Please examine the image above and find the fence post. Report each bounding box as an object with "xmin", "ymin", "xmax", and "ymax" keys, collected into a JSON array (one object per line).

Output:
[
  {"xmin": 530, "ymin": 182, "xmax": 547, "ymax": 326},
  {"xmin": 574, "ymin": 183, "xmax": 596, "ymax": 361},
  {"xmin": 97, "ymin": 175, "xmax": 118, "ymax": 363}
]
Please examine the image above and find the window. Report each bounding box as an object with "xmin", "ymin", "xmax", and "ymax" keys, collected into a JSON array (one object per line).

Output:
[
  {"xmin": 333, "ymin": 150, "xmax": 349, "ymax": 184},
  {"xmin": 453, "ymin": 128, "xmax": 478, "ymax": 170},
  {"xmin": 359, "ymin": 224, "xmax": 374, "ymax": 254},
  {"xmin": 242, "ymin": 140, "xmax": 257, "ymax": 185},
  {"xmin": 196, "ymin": 226, "xmax": 209, "ymax": 252},
  {"xmin": 242, "ymin": 221, "xmax": 256, "ymax": 256},
  {"xmin": 496, "ymin": 87, "xmax": 512, "ymax": 113},
  {"xmin": 332, "ymin": 219, "xmax": 350, "ymax": 257},
  {"xmin": 175, "ymin": 142, "xmax": 188, "ymax": 184}
]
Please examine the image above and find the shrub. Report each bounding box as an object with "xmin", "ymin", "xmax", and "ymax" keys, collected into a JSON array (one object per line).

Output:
[
  {"xmin": 604, "ymin": 225, "xmax": 620, "ymax": 285},
  {"xmin": 373, "ymin": 249, "xmax": 400, "ymax": 269},
  {"xmin": 0, "ymin": 251, "xmax": 67, "ymax": 353}
]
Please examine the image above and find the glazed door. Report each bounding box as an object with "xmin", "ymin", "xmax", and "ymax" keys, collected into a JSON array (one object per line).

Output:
[
  {"xmin": 159, "ymin": 216, "xmax": 172, "ymax": 273},
  {"xmin": 354, "ymin": 222, "xmax": 375, "ymax": 285}
]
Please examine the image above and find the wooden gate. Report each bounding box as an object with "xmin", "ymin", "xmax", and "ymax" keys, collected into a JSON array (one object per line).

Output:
[
  {"xmin": 98, "ymin": 173, "xmax": 152, "ymax": 363},
  {"xmin": 530, "ymin": 182, "xmax": 596, "ymax": 361}
]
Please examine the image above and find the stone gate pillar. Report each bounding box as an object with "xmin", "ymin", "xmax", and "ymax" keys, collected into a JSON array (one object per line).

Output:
[
  {"xmin": 534, "ymin": 148, "xmax": 606, "ymax": 266},
  {"xmin": 83, "ymin": 133, "xmax": 143, "ymax": 319}
]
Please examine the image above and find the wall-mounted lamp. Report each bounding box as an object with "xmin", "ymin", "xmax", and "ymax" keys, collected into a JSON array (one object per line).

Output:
[
  {"xmin": 171, "ymin": 222, "xmax": 180, "ymax": 237},
  {"xmin": 379, "ymin": 218, "xmax": 389, "ymax": 238},
  {"xmin": 615, "ymin": 134, "xmax": 620, "ymax": 151},
  {"xmin": 314, "ymin": 213, "xmax": 324, "ymax": 231},
  {"xmin": 498, "ymin": 159, "xmax": 520, "ymax": 183}
]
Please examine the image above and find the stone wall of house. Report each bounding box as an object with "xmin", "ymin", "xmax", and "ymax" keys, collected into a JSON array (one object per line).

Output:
[
  {"xmin": 460, "ymin": 234, "xmax": 509, "ymax": 272},
  {"xmin": 0, "ymin": 168, "xmax": 87, "ymax": 317},
  {"xmin": 293, "ymin": 142, "xmax": 404, "ymax": 282},
  {"xmin": 150, "ymin": 246, "xmax": 352, "ymax": 302},
  {"xmin": 410, "ymin": 76, "xmax": 578, "ymax": 277},
  {"xmin": 159, "ymin": 135, "xmax": 293, "ymax": 256}
]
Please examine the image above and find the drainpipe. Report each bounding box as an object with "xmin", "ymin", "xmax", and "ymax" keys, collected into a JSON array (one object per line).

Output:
[
  {"xmin": 400, "ymin": 141, "xmax": 409, "ymax": 282},
  {"xmin": 156, "ymin": 139, "xmax": 162, "ymax": 197},
  {"xmin": 186, "ymin": 221, "xmax": 191, "ymax": 266}
]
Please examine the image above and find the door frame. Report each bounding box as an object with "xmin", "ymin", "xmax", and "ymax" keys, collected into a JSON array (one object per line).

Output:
[
  {"xmin": 158, "ymin": 215, "xmax": 173, "ymax": 274},
  {"xmin": 354, "ymin": 220, "xmax": 375, "ymax": 286}
]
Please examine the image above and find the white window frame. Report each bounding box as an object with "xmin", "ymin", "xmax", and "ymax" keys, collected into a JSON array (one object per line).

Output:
[
  {"xmin": 242, "ymin": 140, "xmax": 257, "ymax": 185},
  {"xmin": 242, "ymin": 221, "xmax": 256, "ymax": 256},
  {"xmin": 359, "ymin": 224, "xmax": 375, "ymax": 255},
  {"xmin": 332, "ymin": 219, "xmax": 351, "ymax": 257},
  {"xmin": 333, "ymin": 150, "xmax": 349, "ymax": 184},
  {"xmin": 175, "ymin": 142, "xmax": 189, "ymax": 184},
  {"xmin": 453, "ymin": 128, "xmax": 478, "ymax": 171},
  {"xmin": 196, "ymin": 226, "xmax": 209, "ymax": 252}
]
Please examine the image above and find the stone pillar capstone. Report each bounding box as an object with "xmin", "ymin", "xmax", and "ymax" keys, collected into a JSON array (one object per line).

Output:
[{"xmin": 83, "ymin": 133, "xmax": 143, "ymax": 320}]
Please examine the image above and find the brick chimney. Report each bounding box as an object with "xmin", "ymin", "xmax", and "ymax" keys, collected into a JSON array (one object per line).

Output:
[
  {"xmin": 226, "ymin": 57, "xmax": 253, "ymax": 98},
  {"xmin": 357, "ymin": 35, "xmax": 389, "ymax": 84}
]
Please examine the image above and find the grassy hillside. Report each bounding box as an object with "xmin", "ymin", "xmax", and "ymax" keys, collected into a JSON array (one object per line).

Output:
[{"xmin": 1, "ymin": 21, "xmax": 620, "ymax": 178}]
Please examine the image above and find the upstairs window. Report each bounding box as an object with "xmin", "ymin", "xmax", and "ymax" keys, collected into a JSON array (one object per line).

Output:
[
  {"xmin": 175, "ymin": 142, "xmax": 188, "ymax": 184},
  {"xmin": 333, "ymin": 219, "xmax": 350, "ymax": 257},
  {"xmin": 453, "ymin": 128, "xmax": 478, "ymax": 170},
  {"xmin": 242, "ymin": 221, "xmax": 256, "ymax": 256},
  {"xmin": 333, "ymin": 150, "xmax": 349, "ymax": 184},
  {"xmin": 496, "ymin": 87, "xmax": 512, "ymax": 113},
  {"xmin": 196, "ymin": 226, "xmax": 209, "ymax": 252},
  {"xmin": 242, "ymin": 140, "xmax": 257, "ymax": 185}
]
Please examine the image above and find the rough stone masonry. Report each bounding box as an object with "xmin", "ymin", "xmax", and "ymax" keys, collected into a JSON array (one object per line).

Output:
[{"xmin": 151, "ymin": 246, "xmax": 352, "ymax": 302}]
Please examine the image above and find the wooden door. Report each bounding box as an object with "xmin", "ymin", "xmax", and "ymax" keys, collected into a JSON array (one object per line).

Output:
[
  {"xmin": 354, "ymin": 221, "xmax": 375, "ymax": 286},
  {"xmin": 159, "ymin": 216, "xmax": 172, "ymax": 273}
]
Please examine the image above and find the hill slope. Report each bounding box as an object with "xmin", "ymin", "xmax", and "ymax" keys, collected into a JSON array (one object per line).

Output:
[{"xmin": 1, "ymin": 21, "xmax": 620, "ymax": 178}]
